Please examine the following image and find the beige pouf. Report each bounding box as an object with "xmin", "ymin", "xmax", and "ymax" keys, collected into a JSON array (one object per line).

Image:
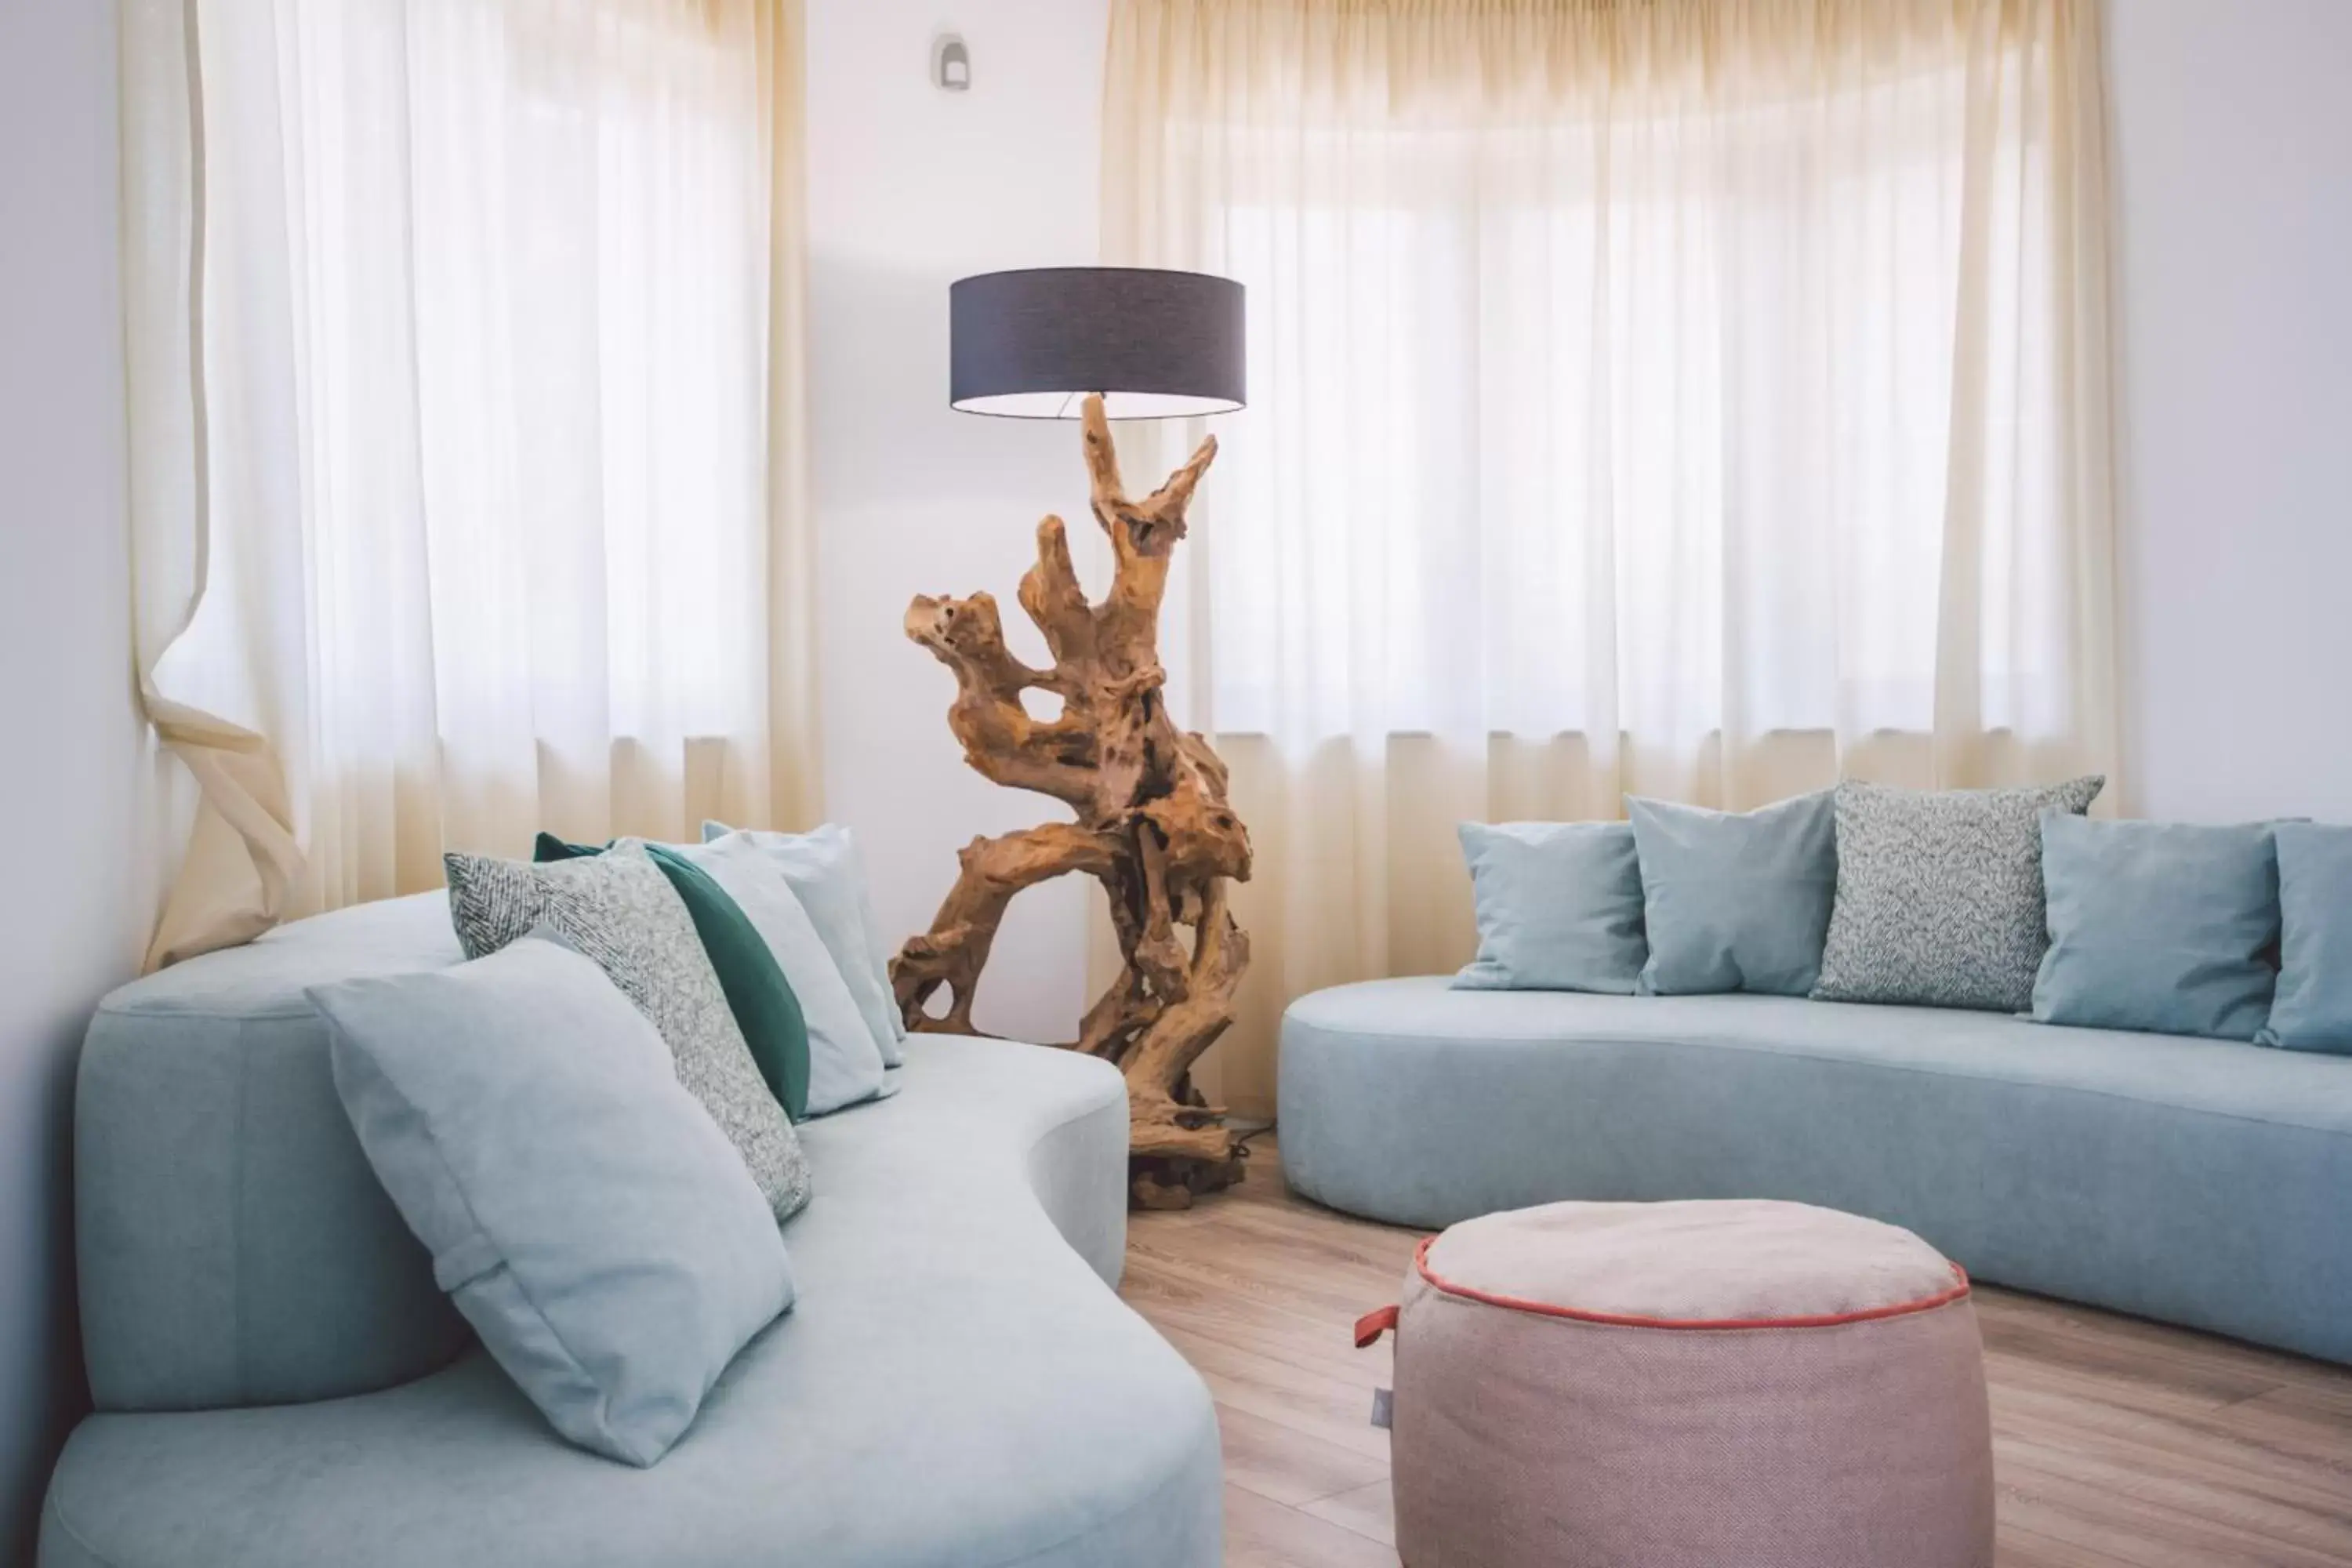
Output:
[{"xmin": 1356, "ymin": 1200, "xmax": 1994, "ymax": 1568}]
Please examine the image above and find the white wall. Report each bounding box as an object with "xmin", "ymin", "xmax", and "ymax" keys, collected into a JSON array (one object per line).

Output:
[
  {"xmin": 2110, "ymin": 0, "xmax": 2352, "ymax": 822},
  {"xmin": 0, "ymin": 0, "xmax": 148, "ymax": 1557},
  {"xmin": 805, "ymin": 0, "xmax": 1113, "ymax": 1044}
]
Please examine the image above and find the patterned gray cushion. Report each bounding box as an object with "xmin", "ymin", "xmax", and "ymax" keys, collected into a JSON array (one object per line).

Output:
[
  {"xmin": 1813, "ymin": 776, "xmax": 2105, "ymax": 1013},
  {"xmin": 443, "ymin": 842, "xmax": 811, "ymax": 1220}
]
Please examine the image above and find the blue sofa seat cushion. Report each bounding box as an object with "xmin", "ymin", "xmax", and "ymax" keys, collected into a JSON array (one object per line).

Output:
[{"xmin": 1276, "ymin": 978, "xmax": 2352, "ymax": 1367}]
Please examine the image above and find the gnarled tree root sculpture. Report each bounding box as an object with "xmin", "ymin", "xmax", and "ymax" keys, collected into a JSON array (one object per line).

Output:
[{"xmin": 891, "ymin": 395, "xmax": 1250, "ymax": 1210}]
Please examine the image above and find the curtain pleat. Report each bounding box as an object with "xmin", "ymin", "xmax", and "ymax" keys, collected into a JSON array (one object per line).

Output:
[{"xmin": 1102, "ymin": 0, "xmax": 2120, "ymax": 1118}]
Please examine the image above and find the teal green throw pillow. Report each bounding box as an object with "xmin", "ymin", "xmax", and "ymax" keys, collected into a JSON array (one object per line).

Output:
[
  {"xmin": 535, "ymin": 833, "xmax": 811, "ymax": 1120},
  {"xmin": 310, "ymin": 937, "xmax": 793, "ymax": 1465},
  {"xmin": 1627, "ymin": 792, "xmax": 1837, "ymax": 996},
  {"xmin": 1453, "ymin": 822, "xmax": 1646, "ymax": 993},
  {"xmin": 2031, "ymin": 815, "xmax": 2279, "ymax": 1041},
  {"xmin": 2259, "ymin": 822, "xmax": 2352, "ymax": 1054}
]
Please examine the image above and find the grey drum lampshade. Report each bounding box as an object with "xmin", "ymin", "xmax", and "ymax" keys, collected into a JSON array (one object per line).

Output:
[{"xmin": 949, "ymin": 267, "xmax": 1245, "ymax": 419}]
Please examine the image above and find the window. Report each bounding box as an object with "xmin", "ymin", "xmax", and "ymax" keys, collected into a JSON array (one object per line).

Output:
[
  {"xmin": 125, "ymin": 0, "xmax": 805, "ymax": 948},
  {"xmin": 1109, "ymin": 3, "xmax": 2101, "ymax": 767}
]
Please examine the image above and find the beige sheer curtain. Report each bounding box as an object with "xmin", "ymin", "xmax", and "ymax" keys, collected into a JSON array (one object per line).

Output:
[
  {"xmin": 1102, "ymin": 0, "xmax": 2119, "ymax": 1118},
  {"xmin": 120, "ymin": 0, "xmax": 821, "ymax": 968}
]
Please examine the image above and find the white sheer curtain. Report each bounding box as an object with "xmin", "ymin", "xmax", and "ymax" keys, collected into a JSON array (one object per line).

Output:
[
  {"xmin": 1103, "ymin": 0, "xmax": 2118, "ymax": 1116},
  {"xmin": 121, "ymin": 0, "xmax": 818, "ymax": 967}
]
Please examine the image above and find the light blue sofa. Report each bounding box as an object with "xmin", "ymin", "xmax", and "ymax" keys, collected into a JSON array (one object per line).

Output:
[
  {"xmin": 42, "ymin": 894, "xmax": 1222, "ymax": 1568},
  {"xmin": 1280, "ymin": 978, "xmax": 2352, "ymax": 1365}
]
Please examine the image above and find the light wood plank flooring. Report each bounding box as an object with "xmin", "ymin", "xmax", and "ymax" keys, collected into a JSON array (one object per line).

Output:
[{"xmin": 1120, "ymin": 1135, "xmax": 2352, "ymax": 1568}]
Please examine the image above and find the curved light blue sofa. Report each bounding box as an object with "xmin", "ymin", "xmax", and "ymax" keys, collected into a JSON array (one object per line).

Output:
[
  {"xmin": 43, "ymin": 895, "xmax": 1221, "ymax": 1568},
  {"xmin": 1280, "ymin": 977, "xmax": 2352, "ymax": 1366}
]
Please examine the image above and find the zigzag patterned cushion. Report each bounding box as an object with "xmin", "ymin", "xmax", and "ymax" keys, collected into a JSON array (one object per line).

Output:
[{"xmin": 1813, "ymin": 775, "xmax": 2103, "ymax": 1013}]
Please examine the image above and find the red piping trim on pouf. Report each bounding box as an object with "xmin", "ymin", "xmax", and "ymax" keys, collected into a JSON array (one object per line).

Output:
[
  {"xmin": 1353, "ymin": 1237, "xmax": 1970, "ymax": 1348},
  {"xmin": 1406, "ymin": 1233, "xmax": 1972, "ymax": 1330}
]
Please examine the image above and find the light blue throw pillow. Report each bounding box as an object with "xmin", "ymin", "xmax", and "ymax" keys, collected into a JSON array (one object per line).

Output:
[
  {"xmin": 2259, "ymin": 822, "xmax": 2352, "ymax": 1054},
  {"xmin": 2032, "ymin": 815, "xmax": 2280, "ymax": 1040},
  {"xmin": 1453, "ymin": 822, "xmax": 1646, "ymax": 993},
  {"xmin": 680, "ymin": 835, "xmax": 890, "ymax": 1115},
  {"xmin": 308, "ymin": 936, "xmax": 794, "ymax": 1467},
  {"xmin": 706, "ymin": 822, "xmax": 904, "ymax": 1066},
  {"xmin": 1627, "ymin": 792, "xmax": 1837, "ymax": 996}
]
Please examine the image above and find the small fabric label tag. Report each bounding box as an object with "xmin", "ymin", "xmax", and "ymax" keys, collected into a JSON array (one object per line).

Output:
[{"xmin": 1370, "ymin": 1388, "xmax": 1393, "ymax": 1430}]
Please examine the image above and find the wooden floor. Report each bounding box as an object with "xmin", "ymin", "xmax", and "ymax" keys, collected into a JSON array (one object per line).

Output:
[{"xmin": 1120, "ymin": 1136, "xmax": 2352, "ymax": 1568}]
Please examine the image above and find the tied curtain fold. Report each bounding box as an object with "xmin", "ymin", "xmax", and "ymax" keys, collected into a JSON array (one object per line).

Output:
[
  {"xmin": 120, "ymin": 0, "xmax": 819, "ymax": 969},
  {"xmin": 1102, "ymin": 0, "xmax": 2119, "ymax": 1118}
]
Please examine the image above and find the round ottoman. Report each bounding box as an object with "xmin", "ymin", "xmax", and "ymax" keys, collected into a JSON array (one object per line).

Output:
[{"xmin": 1357, "ymin": 1199, "xmax": 1994, "ymax": 1568}]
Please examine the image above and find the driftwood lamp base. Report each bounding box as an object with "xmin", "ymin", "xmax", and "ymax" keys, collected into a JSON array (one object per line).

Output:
[{"xmin": 891, "ymin": 396, "xmax": 1250, "ymax": 1210}]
